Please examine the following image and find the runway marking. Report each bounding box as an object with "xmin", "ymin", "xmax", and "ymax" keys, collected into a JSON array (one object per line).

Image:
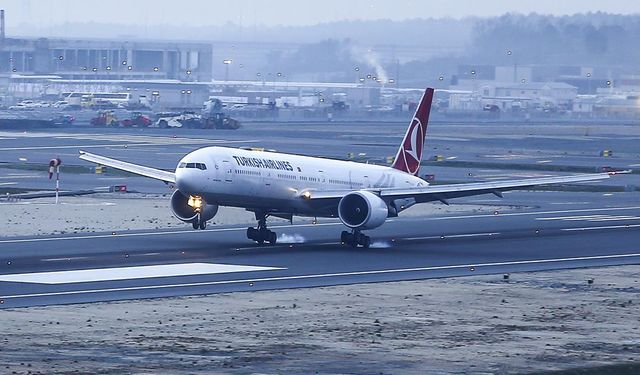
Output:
[
  {"xmin": 2, "ymin": 253, "xmax": 639, "ymax": 300},
  {"xmin": 537, "ymin": 215, "xmax": 640, "ymax": 222},
  {"xmin": 562, "ymin": 224, "xmax": 640, "ymax": 232},
  {"xmin": 2, "ymin": 206, "xmax": 640, "ymax": 245},
  {"xmin": 445, "ymin": 232, "xmax": 500, "ymax": 239},
  {"xmin": 0, "ymin": 140, "xmax": 254, "ymax": 151},
  {"xmin": 0, "ymin": 175, "xmax": 40, "ymax": 179},
  {"xmin": 42, "ymin": 256, "xmax": 91, "ymax": 262},
  {"xmin": 0, "ymin": 263, "xmax": 284, "ymax": 284},
  {"xmin": 0, "ymin": 222, "xmax": 343, "ymax": 244},
  {"xmin": 431, "ymin": 206, "xmax": 640, "ymax": 221},
  {"xmin": 405, "ymin": 232, "xmax": 499, "ymax": 241}
]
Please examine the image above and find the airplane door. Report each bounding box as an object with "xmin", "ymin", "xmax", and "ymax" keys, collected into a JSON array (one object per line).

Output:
[
  {"xmin": 263, "ymin": 169, "xmax": 271, "ymax": 189},
  {"xmin": 318, "ymin": 170, "xmax": 326, "ymax": 184},
  {"xmin": 363, "ymin": 175, "xmax": 371, "ymax": 188},
  {"xmin": 222, "ymin": 160, "xmax": 232, "ymax": 183}
]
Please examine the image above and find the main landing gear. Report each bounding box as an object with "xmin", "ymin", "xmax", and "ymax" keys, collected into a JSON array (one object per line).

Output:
[
  {"xmin": 192, "ymin": 214, "xmax": 207, "ymax": 230},
  {"xmin": 247, "ymin": 213, "xmax": 277, "ymax": 245},
  {"xmin": 341, "ymin": 229, "xmax": 371, "ymax": 248}
]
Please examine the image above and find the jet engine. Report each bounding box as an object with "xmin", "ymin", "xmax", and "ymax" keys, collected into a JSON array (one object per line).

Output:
[
  {"xmin": 170, "ymin": 190, "xmax": 218, "ymax": 223},
  {"xmin": 338, "ymin": 191, "xmax": 389, "ymax": 230}
]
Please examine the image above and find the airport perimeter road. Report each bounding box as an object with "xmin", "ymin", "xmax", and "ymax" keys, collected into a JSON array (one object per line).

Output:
[{"xmin": 1, "ymin": 198, "xmax": 639, "ymax": 309}]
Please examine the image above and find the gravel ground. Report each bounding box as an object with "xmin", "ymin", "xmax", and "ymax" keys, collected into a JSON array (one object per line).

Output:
[
  {"xmin": 1, "ymin": 266, "xmax": 639, "ymax": 374},
  {"xmin": 0, "ymin": 193, "xmax": 518, "ymax": 237}
]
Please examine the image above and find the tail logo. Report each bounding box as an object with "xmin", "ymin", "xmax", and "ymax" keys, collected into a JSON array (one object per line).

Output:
[
  {"xmin": 391, "ymin": 87, "xmax": 433, "ymax": 176},
  {"xmin": 400, "ymin": 117, "xmax": 424, "ymax": 175}
]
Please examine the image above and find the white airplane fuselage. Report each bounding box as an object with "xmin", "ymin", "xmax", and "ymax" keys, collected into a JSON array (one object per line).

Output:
[{"xmin": 175, "ymin": 146, "xmax": 427, "ymax": 217}]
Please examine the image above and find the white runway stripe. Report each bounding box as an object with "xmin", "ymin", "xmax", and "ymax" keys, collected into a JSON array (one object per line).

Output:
[
  {"xmin": 0, "ymin": 263, "xmax": 284, "ymax": 284},
  {"xmin": 562, "ymin": 224, "xmax": 640, "ymax": 231},
  {"xmin": 2, "ymin": 253, "xmax": 639, "ymax": 300},
  {"xmin": 537, "ymin": 215, "xmax": 640, "ymax": 222}
]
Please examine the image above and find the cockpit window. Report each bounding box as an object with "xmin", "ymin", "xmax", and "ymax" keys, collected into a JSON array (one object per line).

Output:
[
  {"xmin": 184, "ymin": 162, "xmax": 207, "ymax": 170},
  {"xmin": 178, "ymin": 162, "xmax": 186, "ymax": 168}
]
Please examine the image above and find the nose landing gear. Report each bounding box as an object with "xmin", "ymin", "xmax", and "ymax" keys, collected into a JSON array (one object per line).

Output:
[
  {"xmin": 247, "ymin": 213, "xmax": 277, "ymax": 245},
  {"xmin": 192, "ymin": 220, "xmax": 207, "ymax": 230},
  {"xmin": 191, "ymin": 213, "xmax": 207, "ymax": 230},
  {"xmin": 341, "ymin": 229, "xmax": 370, "ymax": 248}
]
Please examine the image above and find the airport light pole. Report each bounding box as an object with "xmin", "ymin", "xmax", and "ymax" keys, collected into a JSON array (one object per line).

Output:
[
  {"xmin": 48, "ymin": 158, "xmax": 62, "ymax": 204},
  {"xmin": 507, "ymin": 49, "xmax": 517, "ymax": 83},
  {"xmin": 471, "ymin": 69, "xmax": 477, "ymax": 95},
  {"xmin": 586, "ymin": 72, "xmax": 592, "ymax": 94},
  {"xmin": 223, "ymin": 59, "xmax": 232, "ymax": 81}
]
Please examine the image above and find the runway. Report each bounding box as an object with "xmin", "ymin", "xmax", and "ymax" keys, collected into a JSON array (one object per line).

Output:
[
  {"xmin": 1, "ymin": 195, "xmax": 639, "ymax": 309},
  {"xmin": 1, "ymin": 122, "xmax": 639, "ymax": 195}
]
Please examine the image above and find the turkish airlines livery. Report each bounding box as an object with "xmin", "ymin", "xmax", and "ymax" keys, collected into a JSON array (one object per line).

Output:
[{"xmin": 79, "ymin": 88, "xmax": 617, "ymax": 247}]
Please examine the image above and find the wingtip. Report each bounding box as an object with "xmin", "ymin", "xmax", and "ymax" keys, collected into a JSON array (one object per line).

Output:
[{"xmin": 608, "ymin": 169, "xmax": 632, "ymax": 176}]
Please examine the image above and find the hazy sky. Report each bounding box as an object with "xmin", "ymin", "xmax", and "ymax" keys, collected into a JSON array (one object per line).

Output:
[{"xmin": 1, "ymin": 0, "xmax": 639, "ymax": 29}]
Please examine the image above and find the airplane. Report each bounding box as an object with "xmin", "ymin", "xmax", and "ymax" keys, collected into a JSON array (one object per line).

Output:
[{"xmin": 79, "ymin": 87, "xmax": 618, "ymax": 248}]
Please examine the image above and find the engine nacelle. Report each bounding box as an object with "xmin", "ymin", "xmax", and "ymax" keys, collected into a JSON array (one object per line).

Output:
[
  {"xmin": 170, "ymin": 190, "xmax": 218, "ymax": 223},
  {"xmin": 338, "ymin": 191, "xmax": 389, "ymax": 230}
]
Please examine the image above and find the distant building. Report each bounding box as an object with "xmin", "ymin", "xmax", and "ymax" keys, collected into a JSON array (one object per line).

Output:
[
  {"xmin": 0, "ymin": 37, "xmax": 212, "ymax": 82},
  {"xmin": 492, "ymin": 82, "xmax": 578, "ymax": 104}
]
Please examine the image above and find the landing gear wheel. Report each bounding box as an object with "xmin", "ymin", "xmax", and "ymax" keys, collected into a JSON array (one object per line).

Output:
[
  {"xmin": 192, "ymin": 222, "xmax": 199, "ymax": 230},
  {"xmin": 341, "ymin": 231, "xmax": 349, "ymax": 244},
  {"xmin": 268, "ymin": 230, "xmax": 277, "ymax": 245},
  {"xmin": 341, "ymin": 229, "xmax": 371, "ymax": 248},
  {"xmin": 247, "ymin": 212, "xmax": 277, "ymax": 245},
  {"xmin": 362, "ymin": 236, "xmax": 371, "ymax": 248},
  {"xmin": 199, "ymin": 221, "xmax": 207, "ymax": 230}
]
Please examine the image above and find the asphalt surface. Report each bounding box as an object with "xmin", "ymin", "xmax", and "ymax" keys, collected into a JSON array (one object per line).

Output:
[
  {"xmin": 1, "ymin": 191, "xmax": 639, "ymax": 309},
  {"xmin": 1, "ymin": 121, "xmax": 639, "ymax": 193}
]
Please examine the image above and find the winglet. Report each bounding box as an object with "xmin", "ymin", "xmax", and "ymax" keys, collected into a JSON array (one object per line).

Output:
[{"xmin": 391, "ymin": 87, "xmax": 434, "ymax": 176}]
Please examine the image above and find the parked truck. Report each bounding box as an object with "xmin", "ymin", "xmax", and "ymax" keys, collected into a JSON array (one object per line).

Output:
[{"xmin": 201, "ymin": 99, "xmax": 241, "ymax": 129}]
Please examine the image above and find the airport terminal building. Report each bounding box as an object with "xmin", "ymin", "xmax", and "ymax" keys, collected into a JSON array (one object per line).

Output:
[{"xmin": 0, "ymin": 36, "xmax": 212, "ymax": 82}]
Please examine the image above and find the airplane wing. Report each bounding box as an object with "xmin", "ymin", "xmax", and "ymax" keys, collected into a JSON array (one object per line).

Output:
[
  {"xmin": 78, "ymin": 150, "xmax": 175, "ymax": 183},
  {"xmin": 306, "ymin": 173, "xmax": 614, "ymax": 203}
]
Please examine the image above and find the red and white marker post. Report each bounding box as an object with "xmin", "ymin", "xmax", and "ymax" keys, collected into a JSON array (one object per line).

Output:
[{"xmin": 48, "ymin": 158, "xmax": 62, "ymax": 204}]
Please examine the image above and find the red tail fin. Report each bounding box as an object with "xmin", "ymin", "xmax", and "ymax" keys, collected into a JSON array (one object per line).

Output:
[{"xmin": 391, "ymin": 87, "xmax": 434, "ymax": 176}]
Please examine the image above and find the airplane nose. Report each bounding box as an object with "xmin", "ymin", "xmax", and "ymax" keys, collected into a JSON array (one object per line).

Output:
[{"xmin": 175, "ymin": 168, "xmax": 200, "ymax": 194}]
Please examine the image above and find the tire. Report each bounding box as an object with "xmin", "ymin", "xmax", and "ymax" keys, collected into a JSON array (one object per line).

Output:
[
  {"xmin": 268, "ymin": 231, "xmax": 277, "ymax": 245},
  {"xmin": 340, "ymin": 231, "xmax": 349, "ymax": 243},
  {"xmin": 159, "ymin": 120, "xmax": 168, "ymax": 129},
  {"xmin": 247, "ymin": 227, "xmax": 257, "ymax": 240},
  {"xmin": 362, "ymin": 236, "xmax": 371, "ymax": 248},
  {"xmin": 192, "ymin": 222, "xmax": 199, "ymax": 230},
  {"xmin": 199, "ymin": 221, "xmax": 207, "ymax": 230}
]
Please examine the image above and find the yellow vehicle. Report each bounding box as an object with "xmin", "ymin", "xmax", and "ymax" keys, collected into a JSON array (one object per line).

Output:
[{"xmin": 90, "ymin": 110, "xmax": 118, "ymax": 126}]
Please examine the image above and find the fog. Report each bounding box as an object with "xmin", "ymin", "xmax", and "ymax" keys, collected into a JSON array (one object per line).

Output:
[
  {"xmin": 2, "ymin": 0, "xmax": 639, "ymax": 36},
  {"xmin": 1, "ymin": 1, "xmax": 639, "ymax": 90}
]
